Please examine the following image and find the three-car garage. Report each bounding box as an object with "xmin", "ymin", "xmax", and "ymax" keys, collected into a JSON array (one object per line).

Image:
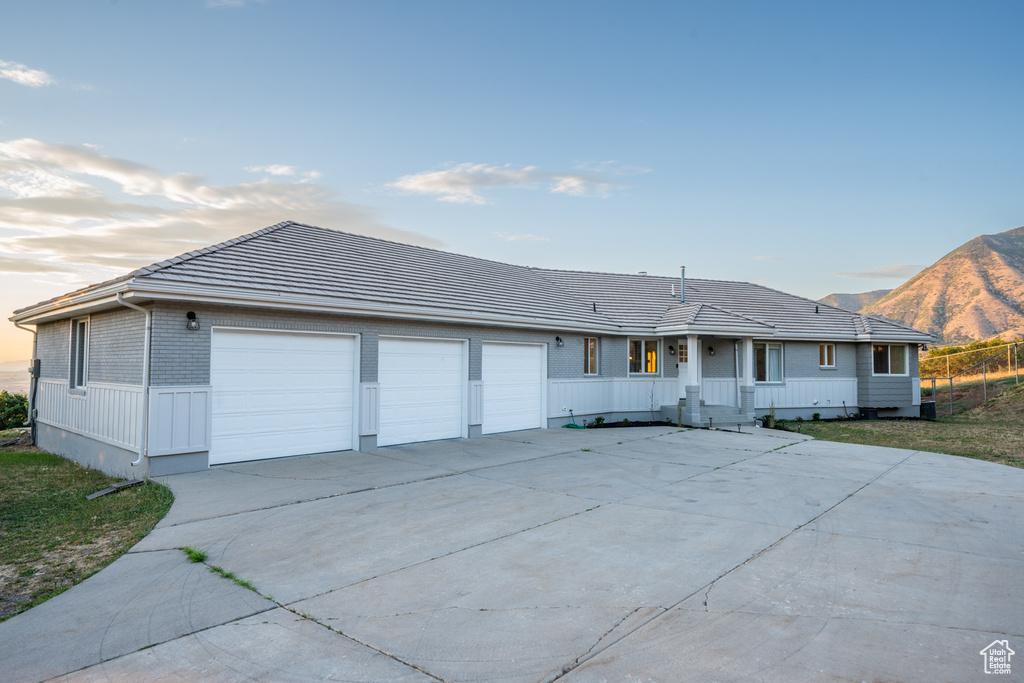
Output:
[{"xmin": 209, "ymin": 329, "xmax": 546, "ymax": 465}]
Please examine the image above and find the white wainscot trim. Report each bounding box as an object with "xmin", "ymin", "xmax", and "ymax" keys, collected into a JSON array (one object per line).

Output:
[
  {"xmin": 701, "ymin": 378, "xmax": 738, "ymax": 407},
  {"xmin": 149, "ymin": 386, "xmax": 212, "ymax": 457},
  {"xmin": 755, "ymin": 377, "xmax": 858, "ymax": 410},
  {"xmin": 36, "ymin": 379, "xmax": 144, "ymax": 452},
  {"xmin": 468, "ymin": 380, "xmax": 484, "ymax": 426},
  {"xmin": 359, "ymin": 382, "xmax": 380, "ymax": 436},
  {"xmin": 548, "ymin": 378, "xmax": 676, "ymax": 418}
]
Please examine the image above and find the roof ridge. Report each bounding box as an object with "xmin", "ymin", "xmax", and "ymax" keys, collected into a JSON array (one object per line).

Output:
[
  {"xmin": 133, "ymin": 220, "xmax": 294, "ymax": 279},
  {"xmin": 699, "ymin": 302, "xmax": 776, "ymax": 328}
]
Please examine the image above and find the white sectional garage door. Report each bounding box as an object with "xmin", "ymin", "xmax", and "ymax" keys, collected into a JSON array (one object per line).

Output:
[
  {"xmin": 482, "ymin": 342, "xmax": 545, "ymax": 434},
  {"xmin": 378, "ymin": 338, "xmax": 465, "ymax": 447},
  {"xmin": 210, "ymin": 329, "xmax": 356, "ymax": 465}
]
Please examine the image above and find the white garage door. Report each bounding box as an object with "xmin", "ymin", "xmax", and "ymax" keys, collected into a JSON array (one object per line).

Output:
[
  {"xmin": 210, "ymin": 329, "xmax": 356, "ymax": 465},
  {"xmin": 378, "ymin": 338, "xmax": 465, "ymax": 447},
  {"xmin": 482, "ymin": 342, "xmax": 545, "ymax": 434}
]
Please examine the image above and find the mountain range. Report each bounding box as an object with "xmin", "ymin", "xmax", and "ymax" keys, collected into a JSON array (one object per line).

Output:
[{"xmin": 820, "ymin": 226, "xmax": 1024, "ymax": 345}]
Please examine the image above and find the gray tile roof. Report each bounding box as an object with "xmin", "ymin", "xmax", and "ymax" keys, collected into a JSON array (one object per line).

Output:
[{"xmin": 12, "ymin": 221, "xmax": 933, "ymax": 342}]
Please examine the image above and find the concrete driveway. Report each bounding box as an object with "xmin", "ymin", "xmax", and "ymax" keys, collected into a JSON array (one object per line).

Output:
[{"xmin": 2, "ymin": 426, "xmax": 1021, "ymax": 682}]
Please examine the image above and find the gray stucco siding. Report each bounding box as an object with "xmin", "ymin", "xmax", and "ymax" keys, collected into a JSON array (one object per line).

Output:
[{"xmin": 856, "ymin": 343, "xmax": 919, "ymax": 408}]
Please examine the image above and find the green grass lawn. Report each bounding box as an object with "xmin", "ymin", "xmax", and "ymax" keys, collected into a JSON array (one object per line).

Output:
[
  {"xmin": 780, "ymin": 384, "xmax": 1024, "ymax": 469},
  {"xmin": 0, "ymin": 449, "xmax": 173, "ymax": 622}
]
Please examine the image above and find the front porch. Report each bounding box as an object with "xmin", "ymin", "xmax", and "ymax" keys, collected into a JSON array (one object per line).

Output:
[
  {"xmin": 660, "ymin": 399, "xmax": 756, "ymax": 429},
  {"xmin": 670, "ymin": 333, "xmax": 758, "ymax": 428}
]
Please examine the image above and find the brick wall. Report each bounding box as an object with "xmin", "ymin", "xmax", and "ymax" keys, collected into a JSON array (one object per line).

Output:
[
  {"xmin": 148, "ymin": 302, "xmax": 613, "ymax": 386},
  {"xmin": 87, "ymin": 308, "xmax": 145, "ymax": 384},
  {"xmin": 35, "ymin": 319, "xmax": 70, "ymax": 381}
]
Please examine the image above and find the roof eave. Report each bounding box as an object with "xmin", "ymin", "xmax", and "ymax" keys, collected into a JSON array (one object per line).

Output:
[
  {"xmin": 654, "ymin": 324, "xmax": 775, "ymax": 337},
  {"xmin": 128, "ymin": 282, "xmax": 628, "ymax": 334},
  {"xmin": 10, "ymin": 281, "xmax": 139, "ymax": 324}
]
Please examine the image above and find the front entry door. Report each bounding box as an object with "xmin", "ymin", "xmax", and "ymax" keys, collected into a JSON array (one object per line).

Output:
[{"xmin": 677, "ymin": 338, "xmax": 699, "ymax": 400}]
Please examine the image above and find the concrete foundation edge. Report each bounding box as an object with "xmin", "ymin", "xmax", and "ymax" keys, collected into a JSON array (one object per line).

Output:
[{"xmin": 35, "ymin": 422, "xmax": 146, "ymax": 479}]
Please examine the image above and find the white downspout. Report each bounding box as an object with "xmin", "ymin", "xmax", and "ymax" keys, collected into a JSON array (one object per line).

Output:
[
  {"xmin": 13, "ymin": 321, "xmax": 38, "ymax": 443},
  {"xmin": 116, "ymin": 293, "xmax": 151, "ymax": 468},
  {"xmin": 734, "ymin": 340, "xmax": 740, "ymax": 407}
]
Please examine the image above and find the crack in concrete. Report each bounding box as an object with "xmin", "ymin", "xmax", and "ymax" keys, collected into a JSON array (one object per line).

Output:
[
  {"xmin": 157, "ymin": 445, "xmax": 605, "ymax": 529},
  {"xmin": 700, "ymin": 450, "xmax": 917, "ymax": 612},
  {"xmin": 547, "ymin": 449, "xmax": 920, "ymax": 682}
]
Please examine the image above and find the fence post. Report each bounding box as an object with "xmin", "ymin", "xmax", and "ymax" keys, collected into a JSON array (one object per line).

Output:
[
  {"xmin": 949, "ymin": 377, "xmax": 954, "ymax": 416},
  {"xmin": 1016, "ymin": 343, "xmax": 1019, "ymax": 385},
  {"xmin": 983, "ymin": 361, "xmax": 987, "ymax": 401}
]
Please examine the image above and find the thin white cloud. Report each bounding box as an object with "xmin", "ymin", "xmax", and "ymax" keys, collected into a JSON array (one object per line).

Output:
[
  {"xmin": 754, "ymin": 255, "xmax": 782, "ymax": 262},
  {"xmin": 833, "ymin": 264, "xmax": 923, "ymax": 279},
  {"xmin": 389, "ymin": 162, "xmax": 642, "ymax": 204},
  {"xmin": 0, "ymin": 60, "xmax": 54, "ymax": 88},
  {"xmin": 494, "ymin": 232, "xmax": 550, "ymax": 242},
  {"xmin": 0, "ymin": 138, "xmax": 441, "ymax": 276},
  {"xmin": 205, "ymin": 0, "xmax": 264, "ymax": 7},
  {"xmin": 246, "ymin": 164, "xmax": 296, "ymax": 176}
]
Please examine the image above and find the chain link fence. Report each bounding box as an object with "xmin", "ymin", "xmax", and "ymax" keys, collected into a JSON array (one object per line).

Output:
[{"xmin": 920, "ymin": 342, "xmax": 1022, "ymax": 416}]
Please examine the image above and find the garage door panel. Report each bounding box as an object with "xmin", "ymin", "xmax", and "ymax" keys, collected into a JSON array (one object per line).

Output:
[
  {"xmin": 211, "ymin": 330, "xmax": 356, "ymax": 464},
  {"xmin": 378, "ymin": 338, "xmax": 464, "ymax": 447},
  {"xmin": 482, "ymin": 343, "xmax": 544, "ymax": 435}
]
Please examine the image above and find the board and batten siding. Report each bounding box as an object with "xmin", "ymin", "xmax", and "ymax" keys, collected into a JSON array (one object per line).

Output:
[
  {"xmin": 35, "ymin": 380, "xmax": 144, "ymax": 451},
  {"xmin": 547, "ymin": 378, "xmax": 676, "ymax": 418}
]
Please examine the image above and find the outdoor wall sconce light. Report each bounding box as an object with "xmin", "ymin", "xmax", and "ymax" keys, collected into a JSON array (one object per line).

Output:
[
  {"xmin": 555, "ymin": 336, "xmax": 564, "ymax": 347},
  {"xmin": 707, "ymin": 346, "xmax": 715, "ymax": 356},
  {"xmin": 668, "ymin": 345, "xmax": 675, "ymax": 356},
  {"xmin": 186, "ymin": 311, "xmax": 200, "ymax": 331}
]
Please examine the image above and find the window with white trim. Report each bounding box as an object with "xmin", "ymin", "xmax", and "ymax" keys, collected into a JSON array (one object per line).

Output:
[
  {"xmin": 678, "ymin": 340, "xmax": 688, "ymax": 363},
  {"xmin": 70, "ymin": 317, "xmax": 89, "ymax": 389},
  {"xmin": 583, "ymin": 337, "xmax": 599, "ymax": 375},
  {"xmin": 872, "ymin": 344, "xmax": 907, "ymax": 375},
  {"xmin": 819, "ymin": 343, "xmax": 835, "ymax": 368},
  {"xmin": 754, "ymin": 342, "xmax": 783, "ymax": 382},
  {"xmin": 628, "ymin": 339, "xmax": 659, "ymax": 374}
]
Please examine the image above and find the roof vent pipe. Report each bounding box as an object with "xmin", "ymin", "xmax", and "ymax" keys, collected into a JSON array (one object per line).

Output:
[
  {"xmin": 637, "ymin": 271, "xmax": 647, "ymax": 276},
  {"xmin": 680, "ymin": 266, "xmax": 686, "ymax": 303}
]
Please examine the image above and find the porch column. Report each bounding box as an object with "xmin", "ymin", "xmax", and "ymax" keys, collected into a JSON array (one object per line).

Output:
[
  {"xmin": 741, "ymin": 336, "xmax": 755, "ymax": 420},
  {"xmin": 685, "ymin": 334, "xmax": 701, "ymax": 426}
]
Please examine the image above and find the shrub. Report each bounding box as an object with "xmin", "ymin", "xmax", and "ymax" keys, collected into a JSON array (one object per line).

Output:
[
  {"xmin": 0, "ymin": 391, "xmax": 28, "ymax": 430},
  {"xmin": 593, "ymin": 416, "xmax": 605, "ymax": 426},
  {"xmin": 812, "ymin": 412, "xmax": 821, "ymax": 421}
]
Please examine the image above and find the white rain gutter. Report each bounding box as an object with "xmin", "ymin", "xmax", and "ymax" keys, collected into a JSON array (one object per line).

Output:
[
  {"xmin": 115, "ymin": 293, "xmax": 151, "ymax": 468},
  {"xmin": 12, "ymin": 320, "xmax": 38, "ymax": 444}
]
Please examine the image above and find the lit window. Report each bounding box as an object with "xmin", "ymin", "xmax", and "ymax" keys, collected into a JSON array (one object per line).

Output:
[
  {"xmin": 873, "ymin": 344, "xmax": 907, "ymax": 375},
  {"xmin": 819, "ymin": 343, "xmax": 835, "ymax": 368},
  {"xmin": 629, "ymin": 339, "xmax": 659, "ymax": 374},
  {"xmin": 754, "ymin": 342, "xmax": 783, "ymax": 382},
  {"xmin": 70, "ymin": 318, "xmax": 89, "ymax": 389},
  {"xmin": 679, "ymin": 341, "xmax": 688, "ymax": 363},
  {"xmin": 583, "ymin": 337, "xmax": 599, "ymax": 375}
]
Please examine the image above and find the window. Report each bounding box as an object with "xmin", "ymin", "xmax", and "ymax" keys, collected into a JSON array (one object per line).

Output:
[
  {"xmin": 754, "ymin": 342, "xmax": 783, "ymax": 382},
  {"xmin": 70, "ymin": 317, "xmax": 89, "ymax": 389},
  {"xmin": 873, "ymin": 344, "xmax": 907, "ymax": 375},
  {"xmin": 629, "ymin": 339, "xmax": 659, "ymax": 374},
  {"xmin": 819, "ymin": 343, "xmax": 835, "ymax": 368},
  {"xmin": 583, "ymin": 337, "xmax": 599, "ymax": 375},
  {"xmin": 678, "ymin": 340, "xmax": 688, "ymax": 364}
]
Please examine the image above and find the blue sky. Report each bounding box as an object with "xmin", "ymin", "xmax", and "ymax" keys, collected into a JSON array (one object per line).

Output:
[{"xmin": 2, "ymin": 0, "xmax": 1023, "ymax": 362}]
